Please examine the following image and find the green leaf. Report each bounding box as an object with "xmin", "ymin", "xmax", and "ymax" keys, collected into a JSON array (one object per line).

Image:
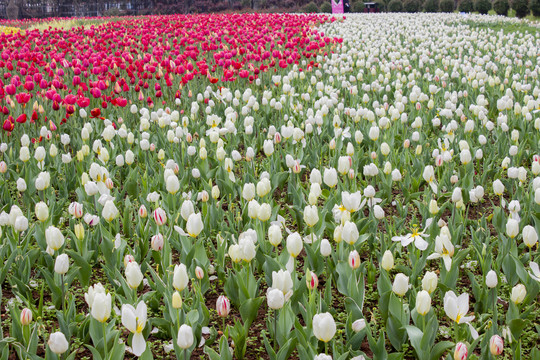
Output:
[
  {"xmin": 239, "ymin": 297, "xmax": 264, "ymax": 329},
  {"xmin": 430, "ymin": 341, "xmax": 454, "ymax": 360},
  {"xmin": 508, "ymin": 318, "xmax": 528, "ymax": 339},
  {"xmin": 404, "ymin": 325, "xmax": 427, "ymax": 360}
]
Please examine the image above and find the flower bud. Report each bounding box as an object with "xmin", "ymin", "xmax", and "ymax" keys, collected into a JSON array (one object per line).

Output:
[
  {"xmin": 20, "ymin": 308, "xmax": 32, "ymax": 325},
  {"xmin": 415, "ymin": 290, "xmax": 431, "ymax": 316},
  {"xmin": 352, "ymin": 319, "xmax": 366, "ymax": 332},
  {"xmin": 216, "ymin": 295, "xmax": 230, "ymax": 317},
  {"xmin": 490, "ymin": 335, "xmax": 503, "ymax": 356},
  {"xmin": 381, "ymin": 250, "xmax": 394, "ymax": 271},
  {"xmin": 172, "ymin": 291, "xmax": 183, "ymax": 309},
  {"xmin": 392, "ymin": 273, "xmax": 409, "ymax": 296},
  {"xmin": 454, "ymin": 342, "xmax": 468, "ymax": 360},
  {"xmin": 510, "ymin": 283, "xmax": 526, "ymax": 304},
  {"xmin": 485, "ymin": 270, "xmax": 498, "ymax": 288}
]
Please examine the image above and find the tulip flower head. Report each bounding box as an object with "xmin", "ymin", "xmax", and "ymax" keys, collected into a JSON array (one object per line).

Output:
[
  {"xmin": 48, "ymin": 332, "xmax": 69, "ymax": 355},
  {"xmin": 177, "ymin": 324, "xmax": 194, "ymax": 349},
  {"xmin": 312, "ymin": 312, "xmax": 336, "ymax": 342},
  {"xmin": 444, "ymin": 291, "xmax": 474, "ymax": 324},
  {"xmin": 121, "ymin": 301, "xmax": 147, "ymax": 356},
  {"xmin": 216, "ymin": 295, "xmax": 231, "ymax": 317},
  {"xmin": 454, "ymin": 342, "xmax": 468, "ymax": 360},
  {"xmin": 490, "ymin": 335, "xmax": 503, "ymax": 356}
]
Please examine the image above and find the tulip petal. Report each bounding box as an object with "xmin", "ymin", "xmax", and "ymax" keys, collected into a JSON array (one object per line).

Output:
[
  {"xmin": 121, "ymin": 305, "xmax": 137, "ymax": 333},
  {"xmin": 132, "ymin": 332, "xmax": 146, "ymax": 356}
]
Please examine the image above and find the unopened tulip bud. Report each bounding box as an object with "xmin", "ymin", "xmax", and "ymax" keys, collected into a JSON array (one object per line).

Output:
[
  {"xmin": 151, "ymin": 233, "xmax": 164, "ymax": 251},
  {"xmin": 172, "ymin": 291, "xmax": 183, "ymax": 309},
  {"xmin": 381, "ymin": 250, "xmax": 394, "ymax": 271},
  {"xmin": 490, "ymin": 335, "xmax": 503, "ymax": 356},
  {"xmin": 195, "ymin": 266, "xmax": 204, "ymax": 280},
  {"xmin": 510, "ymin": 284, "xmax": 526, "ymax": 304},
  {"xmin": 216, "ymin": 295, "xmax": 230, "ymax": 317},
  {"xmin": 20, "ymin": 308, "xmax": 32, "ymax": 325},
  {"xmin": 345, "ymin": 249, "xmax": 359, "ymax": 270},
  {"xmin": 352, "ymin": 319, "xmax": 366, "ymax": 332},
  {"xmin": 486, "ymin": 270, "xmax": 498, "ymax": 288},
  {"xmin": 123, "ymin": 254, "xmax": 135, "ymax": 268},
  {"xmin": 306, "ymin": 270, "xmax": 318, "ymax": 290},
  {"xmin": 454, "ymin": 342, "xmax": 468, "ymax": 360}
]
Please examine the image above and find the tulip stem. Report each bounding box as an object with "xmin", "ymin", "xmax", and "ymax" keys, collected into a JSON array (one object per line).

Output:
[
  {"xmin": 102, "ymin": 321, "xmax": 108, "ymax": 357},
  {"xmin": 273, "ymin": 309, "xmax": 277, "ymax": 352},
  {"xmin": 422, "ymin": 314, "xmax": 426, "ymax": 332},
  {"xmin": 325, "ymin": 341, "xmax": 329, "ymax": 355},
  {"xmin": 60, "ymin": 274, "xmax": 65, "ymax": 311},
  {"xmin": 184, "ymin": 348, "xmax": 188, "ymax": 360},
  {"xmin": 222, "ymin": 317, "xmax": 226, "ymax": 336}
]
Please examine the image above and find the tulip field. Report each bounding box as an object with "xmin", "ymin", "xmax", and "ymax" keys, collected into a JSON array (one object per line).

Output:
[{"xmin": 1, "ymin": 10, "xmax": 540, "ymax": 360}]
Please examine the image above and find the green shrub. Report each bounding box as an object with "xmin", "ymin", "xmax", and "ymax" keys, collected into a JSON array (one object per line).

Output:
[
  {"xmin": 512, "ymin": 0, "xmax": 529, "ymax": 16},
  {"xmin": 375, "ymin": 0, "xmax": 387, "ymax": 10},
  {"xmin": 531, "ymin": 0, "xmax": 540, "ymax": 16},
  {"xmin": 350, "ymin": 0, "xmax": 361, "ymax": 11},
  {"xmin": 424, "ymin": 0, "xmax": 440, "ymax": 11},
  {"xmin": 474, "ymin": 0, "xmax": 492, "ymax": 13},
  {"xmin": 388, "ymin": 0, "xmax": 403, "ymax": 11},
  {"xmin": 302, "ymin": 1, "xmax": 320, "ymax": 12},
  {"xmin": 458, "ymin": 0, "xmax": 474, "ymax": 11},
  {"xmin": 439, "ymin": 0, "xmax": 455, "ymax": 10},
  {"xmin": 493, "ymin": 0, "xmax": 510, "ymax": 13},
  {"xmin": 320, "ymin": 2, "xmax": 332, "ymax": 12},
  {"xmin": 403, "ymin": 0, "xmax": 423, "ymax": 11}
]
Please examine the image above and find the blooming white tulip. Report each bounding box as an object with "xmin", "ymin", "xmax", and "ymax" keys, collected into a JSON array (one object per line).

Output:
[
  {"xmin": 186, "ymin": 212, "xmax": 203, "ymax": 237},
  {"xmin": 35, "ymin": 201, "xmax": 49, "ymax": 222},
  {"xmin": 121, "ymin": 301, "xmax": 147, "ymax": 356},
  {"xmin": 320, "ymin": 239, "xmax": 331, "ymax": 257},
  {"xmin": 510, "ymin": 284, "xmax": 526, "ymax": 304},
  {"xmin": 522, "ymin": 225, "xmax": 538, "ymax": 248},
  {"xmin": 267, "ymin": 288, "xmax": 285, "ymax": 310},
  {"xmin": 125, "ymin": 262, "xmax": 144, "ymax": 289},
  {"xmin": 506, "ymin": 219, "xmax": 519, "ymax": 239},
  {"xmin": 270, "ymin": 269, "xmax": 293, "ymax": 301},
  {"xmin": 312, "ymin": 313, "xmax": 336, "ymax": 342},
  {"xmin": 48, "ymin": 332, "xmax": 69, "ymax": 355},
  {"xmin": 177, "ymin": 324, "xmax": 194, "ymax": 349},
  {"xmin": 342, "ymin": 191, "xmax": 362, "ymax": 212},
  {"xmin": 54, "ymin": 254, "xmax": 69, "ymax": 275},
  {"xmin": 304, "ymin": 205, "xmax": 319, "ymax": 227},
  {"xmin": 323, "ymin": 168, "xmax": 338, "ymax": 188},
  {"xmin": 392, "ymin": 273, "xmax": 409, "ymax": 297},
  {"xmin": 91, "ymin": 292, "xmax": 112, "ymax": 323},
  {"xmin": 102, "ymin": 200, "xmax": 119, "ymax": 222},
  {"xmin": 46, "ymin": 226, "xmax": 65, "ymax": 251},
  {"xmin": 286, "ymin": 232, "xmax": 303, "ymax": 258},
  {"xmin": 444, "ymin": 291, "xmax": 474, "ymax": 324},
  {"xmin": 416, "ymin": 290, "xmax": 431, "ymax": 316},
  {"xmin": 173, "ymin": 264, "xmax": 189, "ymax": 292},
  {"xmin": 268, "ymin": 224, "xmax": 282, "ymax": 247},
  {"xmin": 342, "ymin": 221, "xmax": 359, "ymax": 245}
]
